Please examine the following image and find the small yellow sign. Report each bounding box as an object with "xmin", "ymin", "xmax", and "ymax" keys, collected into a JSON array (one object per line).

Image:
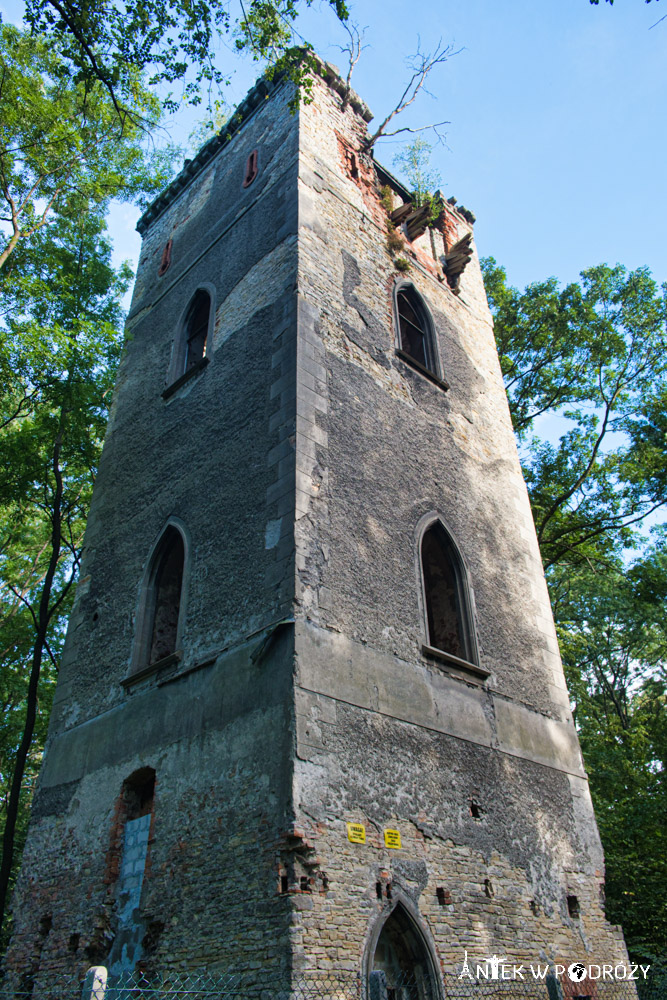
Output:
[
  {"xmin": 384, "ymin": 829, "xmax": 402, "ymax": 849},
  {"xmin": 347, "ymin": 823, "xmax": 366, "ymax": 844}
]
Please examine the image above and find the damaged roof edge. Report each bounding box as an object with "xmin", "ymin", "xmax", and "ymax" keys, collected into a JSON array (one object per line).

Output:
[{"xmin": 136, "ymin": 56, "xmax": 374, "ymax": 237}]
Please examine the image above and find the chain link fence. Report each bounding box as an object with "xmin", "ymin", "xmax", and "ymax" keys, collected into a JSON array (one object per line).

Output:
[{"xmin": 0, "ymin": 968, "xmax": 663, "ymax": 1000}]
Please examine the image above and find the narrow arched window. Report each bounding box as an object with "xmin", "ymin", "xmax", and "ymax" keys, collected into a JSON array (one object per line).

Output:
[
  {"xmin": 242, "ymin": 149, "xmax": 259, "ymax": 188},
  {"xmin": 183, "ymin": 289, "xmax": 211, "ymax": 373},
  {"xmin": 147, "ymin": 527, "xmax": 184, "ymax": 665},
  {"xmin": 395, "ymin": 285, "xmax": 441, "ymax": 381},
  {"xmin": 421, "ymin": 521, "xmax": 476, "ymax": 664}
]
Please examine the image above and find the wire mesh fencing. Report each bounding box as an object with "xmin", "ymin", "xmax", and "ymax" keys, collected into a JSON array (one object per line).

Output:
[{"xmin": 0, "ymin": 968, "xmax": 663, "ymax": 1000}]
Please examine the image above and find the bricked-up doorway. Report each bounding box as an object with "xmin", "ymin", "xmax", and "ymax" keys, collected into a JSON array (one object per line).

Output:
[{"xmin": 367, "ymin": 902, "xmax": 440, "ymax": 1000}]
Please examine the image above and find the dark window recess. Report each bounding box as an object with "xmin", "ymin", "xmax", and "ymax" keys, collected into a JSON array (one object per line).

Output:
[
  {"xmin": 183, "ymin": 290, "xmax": 211, "ymax": 373},
  {"xmin": 484, "ymin": 879, "xmax": 494, "ymax": 898},
  {"xmin": 376, "ymin": 882, "xmax": 383, "ymax": 900},
  {"xmin": 397, "ymin": 289, "xmax": 431, "ymax": 370},
  {"xmin": 157, "ymin": 238, "xmax": 173, "ymax": 277},
  {"xmin": 422, "ymin": 522, "xmax": 470, "ymax": 661},
  {"xmin": 68, "ymin": 933, "xmax": 80, "ymax": 953},
  {"xmin": 470, "ymin": 801, "xmax": 482, "ymax": 819},
  {"xmin": 242, "ymin": 150, "xmax": 259, "ymax": 188},
  {"xmin": 123, "ymin": 767, "xmax": 156, "ymax": 819},
  {"xmin": 386, "ymin": 883, "xmax": 392, "ymax": 900},
  {"xmin": 436, "ymin": 887, "xmax": 451, "ymax": 906},
  {"xmin": 280, "ymin": 875, "xmax": 289, "ymax": 894},
  {"xmin": 149, "ymin": 529, "xmax": 184, "ymax": 665},
  {"xmin": 567, "ymin": 895, "xmax": 581, "ymax": 919},
  {"xmin": 300, "ymin": 876, "xmax": 310, "ymax": 892}
]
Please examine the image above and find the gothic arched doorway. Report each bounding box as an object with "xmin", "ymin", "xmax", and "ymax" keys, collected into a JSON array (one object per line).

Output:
[{"xmin": 367, "ymin": 902, "xmax": 439, "ymax": 1000}]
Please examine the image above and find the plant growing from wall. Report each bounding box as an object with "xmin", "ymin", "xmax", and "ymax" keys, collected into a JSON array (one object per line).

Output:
[{"xmin": 393, "ymin": 137, "xmax": 442, "ymax": 212}]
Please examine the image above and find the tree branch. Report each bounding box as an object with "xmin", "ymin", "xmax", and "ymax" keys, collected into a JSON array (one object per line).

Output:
[{"xmin": 363, "ymin": 40, "xmax": 458, "ymax": 150}]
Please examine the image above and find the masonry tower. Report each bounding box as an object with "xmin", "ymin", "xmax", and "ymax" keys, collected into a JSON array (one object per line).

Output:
[{"xmin": 6, "ymin": 65, "xmax": 629, "ymax": 989}]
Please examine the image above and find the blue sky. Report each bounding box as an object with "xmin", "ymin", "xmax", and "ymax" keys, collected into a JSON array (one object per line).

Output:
[
  {"xmin": 3, "ymin": 0, "xmax": 666, "ymax": 292},
  {"xmin": 297, "ymin": 0, "xmax": 667, "ymax": 291}
]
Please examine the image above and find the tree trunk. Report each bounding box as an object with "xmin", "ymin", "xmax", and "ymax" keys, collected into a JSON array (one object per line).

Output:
[{"xmin": 0, "ymin": 429, "xmax": 64, "ymax": 934}]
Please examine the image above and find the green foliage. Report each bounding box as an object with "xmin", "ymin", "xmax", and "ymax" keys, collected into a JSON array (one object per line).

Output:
[
  {"xmin": 484, "ymin": 257, "xmax": 667, "ymax": 970},
  {"xmin": 22, "ymin": 0, "xmax": 348, "ymax": 115},
  {"xmin": 554, "ymin": 554, "xmax": 667, "ymax": 966},
  {"xmin": 482, "ymin": 257, "xmax": 667, "ymax": 571},
  {"xmin": 393, "ymin": 137, "xmax": 442, "ymax": 212},
  {"xmin": 187, "ymin": 98, "xmax": 231, "ymax": 154},
  {"xmin": 379, "ymin": 185, "xmax": 394, "ymax": 215},
  {"xmin": 0, "ymin": 204, "xmax": 127, "ymax": 939},
  {"xmin": 0, "ymin": 24, "xmax": 175, "ymax": 270},
  {"xmin": 394, "ymin": 257, "xmax": 411, "ymax": 272},
  {"xmin": 386, "ymin": 229, "xmax": 404, "ymax": 256}
]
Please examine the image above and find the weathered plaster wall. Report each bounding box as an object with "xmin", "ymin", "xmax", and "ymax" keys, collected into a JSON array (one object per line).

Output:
[
  {"xmin": 7, "ymin": 80, "xmax": 302, "ymax": 982},
  {"xmin": 289, "ymin": 75, "xmax": 626, "ymax": 977}
]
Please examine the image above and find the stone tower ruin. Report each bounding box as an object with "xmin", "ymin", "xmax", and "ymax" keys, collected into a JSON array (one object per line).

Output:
[{"xmin": 6, "ymin": 64, "xmax": 629, "ymax": 990}]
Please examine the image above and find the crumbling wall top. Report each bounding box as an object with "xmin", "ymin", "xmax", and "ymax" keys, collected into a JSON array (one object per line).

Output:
[{"xmin": 136, "ymin": 55, "xmax": 373, "ymax": 237}]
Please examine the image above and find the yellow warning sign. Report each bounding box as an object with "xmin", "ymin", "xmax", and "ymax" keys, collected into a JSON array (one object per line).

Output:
[
  {"xmin": 347, "ymin": 823, "xmax": 366, "ymax": 844},
  {"xmin": 384, "ymin": 829, "xmax": 402, "ymax": 849}
]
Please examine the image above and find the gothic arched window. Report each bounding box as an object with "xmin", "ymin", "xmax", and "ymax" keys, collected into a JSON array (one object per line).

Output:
[
  {"xmin": 163, "ymin": 289, "xmax": 213, "ymax": 398},
  {"xmin": 421, "ymin": 520, "xmax": 476, "ymax": 665},
  {"xmin": 394, "ymin": 284, "xmax": 439, "ymax": 378},
  {"xmin": 130, "ymin": 524, "xmax": 187, "ymax": 676},
  {"xmin": 147, "ymin": 527, "xmax": 184, "ymax": 664},
  {"xmin": 182, "ymin": 289, "xmax": 211, "ymax": 373}
]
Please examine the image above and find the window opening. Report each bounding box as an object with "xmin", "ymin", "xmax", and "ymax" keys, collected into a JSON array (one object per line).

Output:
[
  {"xmin": 396, "ymin": 289, "xmax": 431, "ymax": 371},
  {"xmin": 567, "ymin": 895, "xmax": 581, "ymax": 919},
  {"xmin": 106, "ymin": 769, "xmax": 155, "ymax": 977},
  {"xmin": 422, "ymin": 522, "xmax": 473, "ymax": 662},
  {"xmin": 183, "ymin": 290, "xmax": 210, "ymax": 373},
  {"xmin": 242, "ymin": 150, "xmax": 259, "ymax": 188},
  {"xmin": 123, "ymin": 767, "xmax": 156, "ymax": 820},
  {"xmin": 157, "ymin": 238, "xmax": 173, "ymax": 277},
  {"xmin": 148, "ymin": 528, "xmax": 184, "ymax": 665}
]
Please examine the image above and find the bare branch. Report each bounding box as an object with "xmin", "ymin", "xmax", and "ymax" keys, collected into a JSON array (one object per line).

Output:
[
  {"xmin": 363, "ymin": 40, "xmax": 459, "ymax": 150},
  {"xmin": 336, "ymin": 22, "xmax": 367, "ymax": 111},
  {"xmin": 373, "ymin": 120, "xmax": 450, "ymax": 142}
]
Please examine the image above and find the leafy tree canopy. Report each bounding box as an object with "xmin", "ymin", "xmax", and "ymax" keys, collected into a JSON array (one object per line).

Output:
[
  {"xmin": 483, "ymin": 258, "xmax": 667, "ymax": 975},
  {"xmin": 482, "ymin": 258, "xmax": 667, "ymax": 571},
  {"xmin": 0, "ymin": 199, "xmax": 129, "ymax": 941},
  {"xmin": 0, "ymin": 24, "xmax": 175, "ymax": 271},
  {"xmin": 22, "ymin": 0, "xmax": 348, "ymax": 117}
]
